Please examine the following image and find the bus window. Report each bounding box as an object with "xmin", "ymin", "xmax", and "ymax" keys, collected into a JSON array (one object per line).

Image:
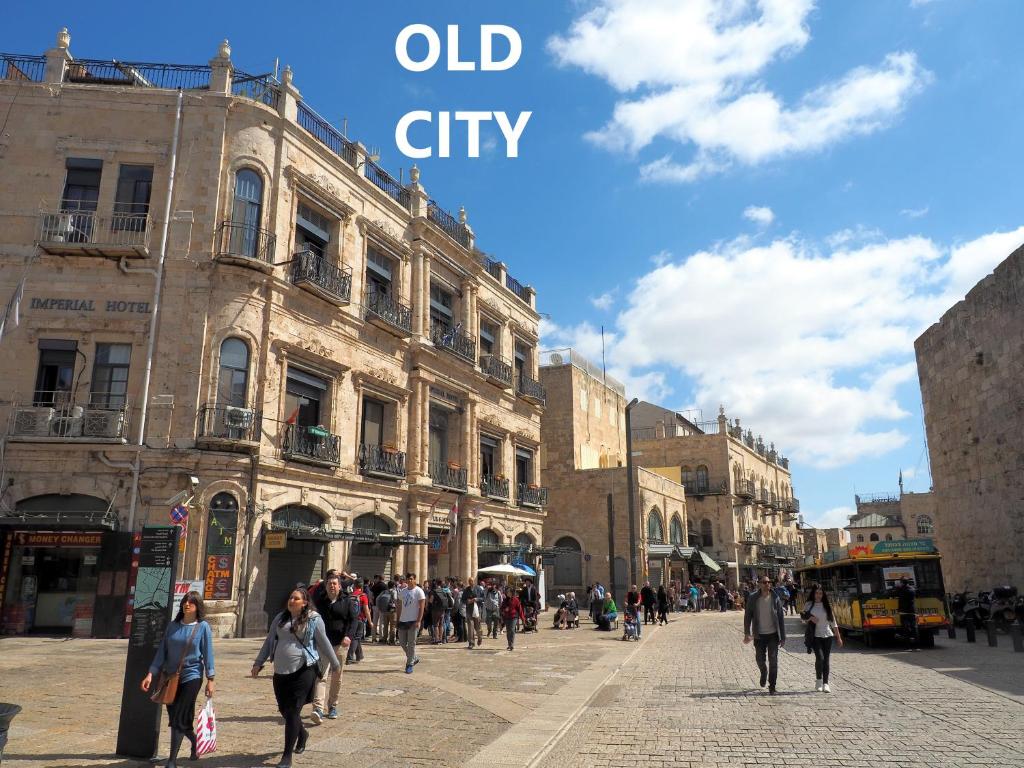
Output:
[
  {"xmin": 915, "ymin": 560, "xmax": 942, "ymax": 594},
  {"xmin": 836, "ymin": 565, "xmax": 858, "ymax": 598}
]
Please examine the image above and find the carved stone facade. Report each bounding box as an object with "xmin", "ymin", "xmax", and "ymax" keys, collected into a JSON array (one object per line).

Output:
[{"xmin": 0, "ymin": 31, "xmax": 544, "ymax": 637}]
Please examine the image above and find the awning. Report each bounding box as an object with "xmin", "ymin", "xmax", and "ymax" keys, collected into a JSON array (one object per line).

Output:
[
  {"xmin": 670, "ymin": 546, "xmax": 695, "ymax": 561},
  {"xmin": 647, "ymin": 543, "xmax": 675, "ymax": 557},
  {"xmin": 698, "ymin": 550, "xmax": 722, "ymax": 572},
  {"xmin": 511, "ymin": 561, "xmax": 536, "ymax": 576}
]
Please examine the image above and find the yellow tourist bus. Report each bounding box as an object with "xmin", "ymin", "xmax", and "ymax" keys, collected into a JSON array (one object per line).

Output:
[{"xmin": 795, "ymin": 539, "xmax": 950, "ymax": 648}]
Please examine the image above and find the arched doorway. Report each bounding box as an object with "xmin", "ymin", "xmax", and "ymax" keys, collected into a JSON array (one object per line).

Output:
[
  {"xmin": 264, "ymin": 505, "xmax": 328, "ymax": 625},
  {"xmin": 553, "ymin": 536, "xmax": 583, "ymax": 592},
  {"xmin": 348, "ymin": 513, "xmax": 395, "ymax": 580},
  {"xmin": 477, "ymin": 529, "xmax": 501, "ymax": 569}
]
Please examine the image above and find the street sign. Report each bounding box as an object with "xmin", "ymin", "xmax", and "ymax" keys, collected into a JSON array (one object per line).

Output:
[{"xmin": 264, "ymin": 531, "xmax": 287, "ymax": 549}]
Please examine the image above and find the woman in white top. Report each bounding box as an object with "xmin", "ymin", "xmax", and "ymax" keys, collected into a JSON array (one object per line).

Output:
[{"xmin": 802, "ymin": 584, "xmax": 844, "ymax": 692}]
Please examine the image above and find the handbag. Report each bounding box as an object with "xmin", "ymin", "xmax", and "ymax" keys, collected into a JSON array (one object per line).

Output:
[
  {"xmin": 151, "ymin": 622, "xmax": 201, "ymax": 705},
  {"xmin": 193, "ymin": 698, "xmax": 217, "ymax": 756}
]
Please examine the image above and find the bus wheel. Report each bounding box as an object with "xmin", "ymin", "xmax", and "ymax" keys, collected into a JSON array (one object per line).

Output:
[{"xmin": 919, "ymin": 631, "xmax": 935, "ymax": 648}]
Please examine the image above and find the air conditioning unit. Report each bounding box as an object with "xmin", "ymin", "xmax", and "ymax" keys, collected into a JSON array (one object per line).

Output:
[
  {"xmin": 13, "ymin": 407, "xmax": 54, "ymax": 436},
  {"xmin": 548, "ymin": 352, "xmax": 563, "ymax": 365},
  {"xmin": 83, "ymin": 409, "xmax": 126, "ymax": 438},
  {"xmin": 50, "ymin": 411, "xmax": 84, "ymax": 438},
  {"xmin": 224, "ymin": 406, "xmax": 254, "ymax": 429},
  {"xmin": 43, "ymin": 213, "xmax": 76, "ymax": 242}
]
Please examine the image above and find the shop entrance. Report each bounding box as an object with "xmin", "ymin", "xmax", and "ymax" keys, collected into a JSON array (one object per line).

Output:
[
  {"xmin": 347, "ymin": 514, "xmax": 394, "ymax": 579},
  {"xmin": 264, "ymin": 506, "xmax": 328, "ymax": 627}
]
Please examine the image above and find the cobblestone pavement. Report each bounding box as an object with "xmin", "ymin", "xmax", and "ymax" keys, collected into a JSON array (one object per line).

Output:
[
  {"xmin": 2, "ymin": 612, "xmax": 1022, "ymax": 767},
  {"xmin": 535, "ymin": 612, "xmax": 1024, "ymax": 768}
]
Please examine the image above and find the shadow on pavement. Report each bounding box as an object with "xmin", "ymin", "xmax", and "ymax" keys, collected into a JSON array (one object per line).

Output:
[{"xmin": 3, "ymin": 752, "xmax": 279, "ymax": 767}]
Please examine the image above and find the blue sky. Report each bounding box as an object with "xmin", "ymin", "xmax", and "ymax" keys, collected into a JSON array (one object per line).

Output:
[{"xmin": 6, "ymin": 1, "xmax": 1023, "ymax": 528}]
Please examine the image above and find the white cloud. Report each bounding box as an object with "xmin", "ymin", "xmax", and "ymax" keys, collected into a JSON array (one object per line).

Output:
[
  {"xmin": 901, "ymin": 467, "xmax": 916, "ymax": 480},
  {"xmin": 900, "ymin": 206, "xmax": 929, "ymax": 218},
  {"xmin": 743, "ymin": 205, "xmax": 775, "ymax": 226},
  {"xmin": 806, "ymin": 505, "xmax": 855, "ymax": 529},
  {"xmin": 590, "ymin": 290, "xmax": 617, "ymax": 311},
  {"xmin": 548, "ymin": 0, "xmax": 931, "ymax": 182},
  {"xmin": 942, "ymin": 226, "xmax": 1024, "ymax": 300}
]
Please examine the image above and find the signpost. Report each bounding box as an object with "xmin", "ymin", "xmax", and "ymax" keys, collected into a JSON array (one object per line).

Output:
[
  {"xmin": 264, "ymin": 531, "xmax": 287, "ymax": 549},
  {"xmin": 115, "ymin": 526, "xmax": 179, "ymax": 759}
]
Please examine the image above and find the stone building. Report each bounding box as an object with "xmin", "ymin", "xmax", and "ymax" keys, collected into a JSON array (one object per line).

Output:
[
  {"xmin": 0, "ymin": 31, "xmax": 547, "ymax": 637},
  {"xmin": 915, "ymin": 243, "xmax": 1024, "ymax": 592},
  {"xmin": 800, "ymin": 527, "xmax": 828, "ymax": 560},
  {"xmin": 844, "ymin": 491, "xmax": 936, "ymax": 546},
  {"xmin": 630, "ymin": 404, "xmax": 803, "ymax": 586},
  {"xmin": 538, "ymin": 349, "xmax": 689, "ymax": 607}
]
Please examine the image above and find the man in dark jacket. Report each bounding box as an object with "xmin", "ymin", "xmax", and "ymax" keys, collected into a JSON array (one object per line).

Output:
[
  {"xmin": 640, "ymin": 581, "xmax": 656, "ymax": 625},
  {"xmin": 743, "ymin": 576, "xmax": 787, "ymax": 694},
  {"xmin": 519, "ymin": 578, "xmax": 539, "ymax": 611},
  {"xmin": 895, "ymin": 579, "xmax": 918, "ymax": 648},
  {"xmin": 311, "ymin": 574, "xmax": 357, "ymax": 721}
]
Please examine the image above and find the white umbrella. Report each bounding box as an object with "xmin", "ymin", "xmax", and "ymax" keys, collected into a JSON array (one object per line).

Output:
[{"xmin": 477, "ymin": 564, "xmax": 532, "ymax": 576}]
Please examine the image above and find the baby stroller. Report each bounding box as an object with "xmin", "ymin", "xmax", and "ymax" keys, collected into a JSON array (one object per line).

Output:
[{"xmin": 522, "ymin": 603, "xmax": 539, "ymax": 632}]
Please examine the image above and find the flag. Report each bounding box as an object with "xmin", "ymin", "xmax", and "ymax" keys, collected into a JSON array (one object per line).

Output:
[
  {"xmin": 285, "ymin": 406, "xmax": 300, "ymax": 425},
  {"xmin": 0, "ymin": 277, "xmax": 25, "ymax": 342},
  {"xmin": 448, "ymin": 501, "xmax": 458, "ymax": 540}
]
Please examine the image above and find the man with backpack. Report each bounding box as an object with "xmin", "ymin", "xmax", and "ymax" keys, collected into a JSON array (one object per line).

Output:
[
  {"xmin": 311, "ymin": 574, "xmax": 359, "ymax": 722},
  {"xmin": 347, "ymin": 576, "xmax": 371, "ymax": 664},
  {"xmin": 375, "ymin": 580, "xmax": 398, "ymax": 645}
]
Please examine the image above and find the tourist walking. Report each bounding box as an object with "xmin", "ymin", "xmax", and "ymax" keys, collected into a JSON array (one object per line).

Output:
[
  {"xmin": 742, "ymin": 576, "xmax": 787, "ymax": 694},
  {"xmin": 484, "ymin": 581, "xmax": 502, "ymax": 638},
  {"xmin": 252, "ymin": 587, "xmax": 341, "ymax": 768},
  {"xmin": 802, "ymin": 583, "xmax": 843, "ymax": 692},
  {"xmin": 640, "ymin": 581, "xmax": 656, "ymax": 624},
  {"xmin": 141, "ymin": 591, "xmax": 215, "ymax": 768},
  {"xmin": 311, "ymin": 574, "xmax": 357, "ymax": 723},
  {"xmin": 375, "ymin": 580, "xmax": 398, "ymax": 645},
  {"xmin": 656, "ymin": 585, "xmax": 670, "ymax": 625},
  {"xmin": 397, "ymin": 573, "xmax": 426, "ymax": 674},
  {"xmin": 463, "ymin": 577, "xmax": 485, "ymax": 648},
  {"xmin": 500, "ymin": 585, "xmax": 526, "ymax": 650}
]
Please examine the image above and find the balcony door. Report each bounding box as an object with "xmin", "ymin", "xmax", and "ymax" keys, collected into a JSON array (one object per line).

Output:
[
  {"xmin": 284, "ymin": 369, "xmax": 326, "ymax": 428},
  {"xmin": 361, "ymin": 399, "xmax": 385, "ymax": 448},
  {"xmin": 429, "ymin": 408, "xmax": 448, "ymax": 466},
  {"xmin": 366, "ymin": 246, "xmax": 393, "ymax": 299},
  {"xmin": 515, "ymin": 448, "xmax": 533, "ymax": 489},
  {"xmin": 231, "ymin": 169, "xmax": 263, "ymax": 257},
  {"xmin": 62, "ymin": 158, "xmax": 101, "ymax": 212},
  {"xmin": 217, "ymin": 338, "xmax": 249, "ymax": 408},
  {"xmin": 34, "ymin": 340, "xmax": 77, "ymax": 406},
  {"xmin": 295, "ymin": 202, "xmax": 330, "ymax": 260},
  {"xmin": 480, "ymin": 436, "xmax": 497, "ymax": 479}
]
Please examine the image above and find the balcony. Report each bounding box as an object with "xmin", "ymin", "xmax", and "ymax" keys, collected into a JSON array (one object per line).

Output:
[
  {"xmin": 516, "ymin": 373, "xmax": 546, "ymax": 406},
  {"xmin": 517, "ymin": 483, "xmax": 548, "ymax": 509},
  {"xmin": 735, "ymin": 478, "xmax": 755, "ymax": 499},
  {"xmin": 505, "ymin": 274, "xmax": 531, "ymax": 305},
  {"xmin": 38, "ymin": 209, "xmax": 151, "ymax": 257},
  {"xmin": 215, "ymin": 220, "xmax": 276, "ymax": 269},
  {"xmin": 740, "ymin": 529, "xmax": 762, "ymax": 546},
  {"xmin": 756, "ymin": 488, "xmax": 771, "ymax": 505},
  {"xmin": 364, "ymin": 289, "xmax": 413, "ymax": 337},
  {"xmin": 290, "ymin": 249, "xmax": 352, "ymax": 305},
  {"xmin": 480, "ymin": 474, "xmax": 510, "ymax": 501},
  {"xmin": 359, "ymin": 443, "xmax": 407, "ymax": 481},
  {"xmin": 427, "ymin": 200, "xmax": 471, "ymax": 249},
  {"xmin": 281, "ymin": 423, "xmax": 341, "ymax": 467},
  {"xmin": 8, "ymin": 393, "xmax": 131, "ymax": 443},
  {"xmin": 781, "ymin": 497, "xmax": 800, "ymax": 514},
  {"xmin": 684, "ymin": 479, "xmax": 727, "ymax": 497},
  {"xmin": 430, "ymin": 459, "xmax": 468, "ymax": 492},
  {"xmin": 364, "ymin": 159, "xmax": 411, "ymax": 209},
  {"xmin": 479, "ymin": 354, "xmax": 513, "ymax": 389},
  {"xmin": 431, "ymin": 322, "xmax": 477, "ymax": 364},
  {"xmin": 196, "ymin": 403, "xmax": 262, "ymax": 452}
]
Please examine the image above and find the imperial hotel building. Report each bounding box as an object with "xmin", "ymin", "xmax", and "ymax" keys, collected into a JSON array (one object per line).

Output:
[{"xmin": 0, "ymin": 31, "xmax": 548, "ymax": 637}]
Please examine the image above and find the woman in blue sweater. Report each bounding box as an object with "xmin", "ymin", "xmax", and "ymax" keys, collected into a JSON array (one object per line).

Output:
[{"xmin": 141, "ymin": 591, "xmax": 215, "ymax": 768}]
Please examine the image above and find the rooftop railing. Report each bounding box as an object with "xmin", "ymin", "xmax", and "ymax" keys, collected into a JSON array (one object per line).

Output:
[
  {"xmin": 505, "ymin": 274, "xmax": 530, "ymax": 304},
  {"xmin": 477, "ymin": 253, "xmax": 502, "ymax": 281},
  {"xmin": 427, "ymin": 200, "xmax": 471, "ymax": 248},
  {"xmin": 1, "ymin": 53, "xmax": 46, "ymax": 82},
  {"xmin": 231, "ymin": 71, "xmax": 280, "ymax": 109},
  {"xmin": 364, "ymin": 159, "xmax": 411, "ymax": 209},
  {"xmin": 64, "ymin": 58, "xmax": 212, "ymax": 89},
  {"xmin": 296, "ymin": 101, "xmax": 358, "ymax": 166}
]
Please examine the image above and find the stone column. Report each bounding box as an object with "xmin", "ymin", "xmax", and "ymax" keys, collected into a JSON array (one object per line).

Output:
[
  {"xmin": 44, "ymin": 27, "xmax": 72, "ymax": 85},
  {"xmin": 421, "ymin": 251, "xmax": 433, "ymax": 340},
  {"xmin": 277, "ymin": 65, "xmax": 300, "ymax": 123},
  {"xmin": 408, "ymin": 378, "xmax": 421, "ymax": 477},
  {"xmin": 469, "ymin": 518, "xmax": 479, "ymax": 577},
  {"xmin": 461, "ymin": 278, "xmax": 474, "ymax": 331},
  {"xmin": 411, "ymin": 247, "xmax": 425, "ymax": 337},
  {"xmin": 208, "ymin": 39, "xmax": 232, "ymax": 95},
  {"xmin": 420, "ymin": 383, "xmax": 431, "ymax": 476},
  {"xmin": 461, "ymin": 517, "xmax": 472, "ymax": 580},
  {"xmin": 461, "ymin": 399, "xmax": 472, "ymax": 472}
]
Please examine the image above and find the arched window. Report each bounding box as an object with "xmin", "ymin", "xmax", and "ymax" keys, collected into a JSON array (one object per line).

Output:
[
  {"xmin": 514, "ymin": 532, "xmax": 534, "ymax": 549},
  {"xmin": 681, "ymin": 466, "xmax": 694, "ymax": 486},
  {"xmin": 647, "ymin": 510, "xmax": 664, "ymax": 543},
  {"xmin": 272, "ymin": 505, "xmax": 325, "ymax": 534},
  {"xmin": 477, "ymin": 528, "xmax": 501, "ymax": 569},
  {"xmin": 695, "ymin": 465, "xmax": 709, "ymax": 493},
  {"xmin": 232, "ymin": 168, "xmax": 264, "ymax": 257},
  {"xmin": 700, "ymin": 519, "xmax": 713, "ymax": 547},
  {"xmin": 553, "ymin": 535, "xmax": 582, "ymax": 587},
  {"xmin": 352, "ymin": 513, "xmax": 391, "ymax": 534},
  {"xmin": 218, "ymin": 338, "xmax": 250, "ymax": 406},
  {"xmin": 687, "ymin": 518, "xmax": 699, "ymax": 547},
  {"xmin": 869, "ymin": 533, "xmax": 879, "ymax": 542},
  {"xmin": 205, "ymin": 493, "xmax": 238, "ymax": 598},
  {"xmin": 916, "ymin": 515, "xmax": 934, "ymax": 535},
  {"xmin": 856, "ymin": 534, "xmax": 864, "ymax": 543},
  {"xmin": 670, "ymin": 516, "xmax": 684, "ymax": 545},
  {"xmin": 885, "ymin": 534, "xmax": 893, "ymax": 541}
]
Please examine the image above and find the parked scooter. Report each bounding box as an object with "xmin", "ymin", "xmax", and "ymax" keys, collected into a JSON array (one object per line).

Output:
[
  {"xmin": 950, "ymin": 591, "xmax": 990, "ymax": 627},
  {"xmin": 990, "ymin": 586, "xmax": 1018, "ymax": 631}
]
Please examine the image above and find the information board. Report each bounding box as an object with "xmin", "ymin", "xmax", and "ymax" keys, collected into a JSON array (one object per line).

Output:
[{"xmin": 115, "ymin": 525, "xmax": 179, "ymax": 759}]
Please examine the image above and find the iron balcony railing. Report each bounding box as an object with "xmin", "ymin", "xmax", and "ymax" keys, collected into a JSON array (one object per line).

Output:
[
  {"xmin": 757, "ymin": 488, "xmax": 771, "ymax": 505},
  {"xmin": 740, "ymin": 529, "xmax": 762, "ymax": 545},
  {"xmin": 684, "ymin": 479, "xmax": 727, "ymax": 496},
  {"xmin": 38, "ymin": 208, "xmax": 150, "ymax": 251},
  {"xmin": 9, "ymin": 391, "xmax": 131, "ymax": 441},
  {"xmin": 480, "ymin": 474, "xmax": 510, "ymax": 501},
  {"xmin": 478, "ymin": 253, "xmax": 502, "ymax": 281},
  {"xmin": 364, "ymin": 289, "xmax": 413, "ymax": 334},
  {"xmin": 364, "ymin": 159, "xmax": 411, "ymax": 209},
  {"xmin": 431, "ymin": 322, "xmax": 477, "ymax": 364},
  {"xmin": 735, "ymin": 478, "xmax": 755, "ymax": 498},
  {"xmin": 197, "ymin": 403, "xmax": 262, "ymax": 444},
  {"xmin": 505, "ymin": 274, "xmax": 530, "ymax": 304},
  {"xmin": 282, "ymin": 423, "xmax": 341, "ymax": 466},
  {"xmin": 759, "ymin": 545, "xmax": 778, "ymax": 558},
  {"xmin": 359, "ymin": 443, "xmax": 407, "ymax": 480},
  {"xmin": 216, "ymin": 220, "xmax": 276, "ymax": 264},
  {"xmin": 427, "ymin": 200, "xmax": 471, "ymax": 248},
  {"xmin": 516, "ymin": 372, "xmax": 546, "ymax": 406},
  {"xmin": 479, "ymin": 354, "xmax": 513, "ymax": 387},
  {"xmin": 430, "ymin": 458, "xmax": 468, "ymax": 492},
  {"xmin": 64, "ymin": 58, "xmax": 212, "ymax": 89},
  {"xmin": 517, "ymin": 483, "xmax": 548, "ymax": 508},
  {"xmin": 1, "ymin": 53, "xmax": 46, "ymax": 82},
  {"xmin": 781, "ymin": 497, "xmax": 800, "ymax": 514},
  {"xmin": 231, "ymin": 71, "xmax": 280, "ymax": 110},
  {"xmin": 290, "ymin": 249, "xmax": 352, "ymax": 303},
  {"xmin": 296, "ymin": 102, "xmax": 358, "ymax": 166}
]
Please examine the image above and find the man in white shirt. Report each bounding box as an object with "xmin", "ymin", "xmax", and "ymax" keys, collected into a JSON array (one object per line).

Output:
[{"xmin": 397, "ymin": 572, "xmax": 426, "ymax": 674}]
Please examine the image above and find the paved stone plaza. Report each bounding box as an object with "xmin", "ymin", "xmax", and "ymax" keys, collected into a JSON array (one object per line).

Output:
[{"xmin": 1, "ymin": 612, "xmax": 1022, "ymax": 767}]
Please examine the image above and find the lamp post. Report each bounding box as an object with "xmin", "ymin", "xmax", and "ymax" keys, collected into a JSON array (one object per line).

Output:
[{"xmin": 624, "ymin": 398, "xmax": 639, "ymax": 586}]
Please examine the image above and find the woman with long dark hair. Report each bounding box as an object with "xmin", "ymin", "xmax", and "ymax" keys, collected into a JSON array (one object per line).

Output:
[
  {"xmin": 802, "ymin": 583, "xmax": 843, "ymax": 692},
  {"xmin": 140, "ymin": 591, "xmax": 215, "ymax": 768},
  {"xmin": 252, "ymin": 587, "xmax": 340, "ymax": 768},
  {"xmin": 656, "ymin": 585, "xmax": 670, "ymax": 625}
]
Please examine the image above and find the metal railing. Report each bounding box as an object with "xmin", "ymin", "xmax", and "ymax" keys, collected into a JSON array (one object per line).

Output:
[
  {"xmin": 296, "ymin": 102, "xmax": 358, "ymax": 166},
  {"xmin": 857, "ymin": 493, "xmax": 900, "ymax": 505},
  {"xmin": 364, "ymin": 289, "xmax": 413, "ymax": 334},
  {"xmin": 64, "ymin": 58, "xmax": 212, "ymax": 89},
  {"xmin": 480, "ymin": 354, "xmax": 513, "ymax": 387},
  {"xmin": 364, "ymin": 159, "xmax": 410, "ymax": 209},
  {"xmin": 215, "ymin": 220, "xmax": 276, "ymax": 264},
  {"xmin": 539, "ymin": 348, "xmax": 626, "ymax": 397},
  {"xmin": 431, "ymin": 322, "xmax": 477, "ymax": 363},
  {"xmin": 477, "ymin": 252, "xmax": 502, "ymax": 281},
  {"xmin": 359, "ymin": 443, "xmax": 406, "ymax": 479},
  {"xmin": 735, "ymin": 478, "xmax": 756, "ymax": 498},
  {"xmin": 757, "ymin": 488, "xmax": 771, "ymax": 505},
  {"xmin": 197, "ymin": 403, "xmax": 262, "ymax": 443},
  {"xmin": 281, "ymin": 423, "xmax": 341, "ymax": 465},
  {"xmin": 231, "ymin": 71, "xmax": 279, "ymax": 110},
  {"xmin": 684, "ymin": 479, "xmax": 728, "ymax": 496},
  {"xmin": 38, "ymin": 209, "xmax": 150, "ymax": 250},
  {"xmin": 427, "ymin": 200, "xmax": 470, "ymax": 248},
  {"xmin": 505, "ymin": 274, "xmax": 530, "ymax": 304},
  {"xmin": 9, "ymin": 391, "xmax": 131, "ymax": 441},
  {"xmin": 290, "ymin": 249, "xmax": 352, "ymax": 303},
  {"xmin": 429, "ymin": 458, "xmax": 468, "ymax": 491},
  {"xmin": 480, "ymin": 474, "xmax": 510, "ymax": 500},
  {"xmin": 517, "ymin": 483, "xmax": 548, "ymax": 508},
  {"xmin": 516, "ymin": 372, "xmax": 546, "ymax": 405},
  {"xmin": 1, "ymin": 53, "xmax": 46, "ymax": 82}
]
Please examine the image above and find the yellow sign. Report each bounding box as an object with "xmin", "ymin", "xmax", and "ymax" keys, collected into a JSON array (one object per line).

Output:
[{"xmin": 265, "ymin": 531, "xmax": 287, "ymax": 549}]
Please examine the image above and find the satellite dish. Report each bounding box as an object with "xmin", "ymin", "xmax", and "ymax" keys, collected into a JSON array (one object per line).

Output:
[{"xmin": 549, "ymin": 353, "xmax": 563, "ymax": 365}]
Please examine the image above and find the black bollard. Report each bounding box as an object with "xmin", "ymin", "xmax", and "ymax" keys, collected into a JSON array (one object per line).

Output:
[
  {"xmin": 986, "ymin": 620, "xmax": 998, "ymax": 647},
  {"xmin": 965, "ymin": 618, "xmax": 976, "ymax": 642},
  {"xmin": 1010, "ymin": 623, "xmax": 1024, "ymax": 653}
]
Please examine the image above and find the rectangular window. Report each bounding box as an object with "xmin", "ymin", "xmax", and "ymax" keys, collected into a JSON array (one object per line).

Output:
[
  {"xmin": 515, "ymin": 447, "xmax": 533, "ymax": 487},
  {"xmin": 91, "ymin": 343, "xmax": 131, "ymax": 408},
  {"xmin": 480, "ymin": 320, "xmax": 497, "ymax": 355},
  {"xmin": 34, "ymin": 339, "xmax": 78, "ymax": 406},
  {"xmin": 480, "ymin": 435, "xmax": 499, "ymax": 477},
  {"xmin": 295, "ymin": 201, "xmax": 331, "ymax": 258},
  {"xmin": 62, "ymin": 158, "xmax": 102, "ymax": 212},
  {"xmin": 429, "ymin": 407, "xmax": 449, "ymax": 465},
  {"xmin": 361, "ymin": 398, "xmax": 385, "ymax": 447},
  {"xmin": 366, "ymin": 245, "xmax": 394, "ymax": 297},
  {"xmin": 112, "ymin": 164, "xmax": 153, "ymax": 230},
  {"xmin": 429, "ymin": 283, "xmax": 454, "ymax": 329},
  {"xmin": 284, "ymin": 368, "xmax": 328, "ymax": 428}
]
